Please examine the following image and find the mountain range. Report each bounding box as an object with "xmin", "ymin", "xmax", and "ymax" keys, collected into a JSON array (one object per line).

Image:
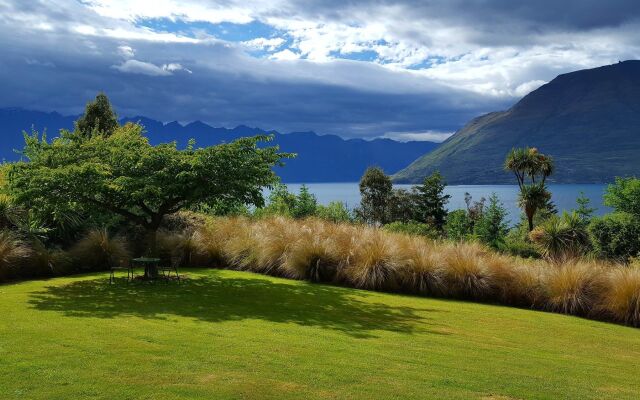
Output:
[
  {"xmin": 0, "ymin": 108, "xmax": 438, "ymax": 183},
  {"xmin": 394, "ymin": 60, "xmax": 640, "ymax": 184}
]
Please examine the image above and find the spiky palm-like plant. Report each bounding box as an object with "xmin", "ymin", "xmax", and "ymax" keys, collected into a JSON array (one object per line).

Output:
[
  {"xmin": 518, "ymin": 183, "xmax": 551, "ymax": 232},
  {"xmin": 505, "ymin": 147, "xmax": 554, "ymax": 231},
  {"xmin": 530, "ymin": 212, "xmax": 590, "ymax": 262}
]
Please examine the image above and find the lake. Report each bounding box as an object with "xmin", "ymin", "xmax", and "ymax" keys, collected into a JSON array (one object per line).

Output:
[{"xmin": 279, "ymin": 183, "xmax": 611, "ymax": 225}]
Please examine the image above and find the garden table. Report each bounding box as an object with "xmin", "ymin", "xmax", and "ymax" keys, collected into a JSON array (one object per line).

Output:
[{"xmin": 132, "ymin": 257, "xmax": 161, "ymax": 279}]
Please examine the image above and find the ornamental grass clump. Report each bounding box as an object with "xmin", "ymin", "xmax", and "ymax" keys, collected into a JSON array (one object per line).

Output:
[
  {"xmin": 440, "ymin": 242, "xmax": 495, "ymax": 299},
  {"xmin": 71, "ymin": 228, "xmax": 129, "ymax": 271},
  {"xmin": 0, "ymin": 230, "xmax": 31, "ymax": 279},
  {"xmin": 544, "ymin": 261, "xmax": 603, "ymax": 315},
  {"xmin": 341, "ymin": 228, "xmax": 401, "ymax": 290},
  {"xmin": 395, "ymin": 235, "xmax": 444, "ymax": 296},
  {"xmin": 281, "ymin": 222, "xmax": 340, "ymax": 282},
  {"xmin": 251, "ymin": 217, "xmax": 298, "ymax": 276},
  {"xmin": 599, "ymin": 266, "xmax": 640, "ymax": 326}
]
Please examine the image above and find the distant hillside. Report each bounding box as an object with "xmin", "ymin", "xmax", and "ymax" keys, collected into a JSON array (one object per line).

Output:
[
  {"xmin": 394, "ymin": 61, "xmax": 640, "ymax": 184},
  {"xmin": 0, "ymin": 109, "xmax": 439, "ymax": 182}
]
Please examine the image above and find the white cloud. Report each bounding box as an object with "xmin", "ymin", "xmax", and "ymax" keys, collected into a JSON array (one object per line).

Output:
[
  {"xmin": 113, "ymin": 59, "xmax": 172, "ymax": 76},
  {"xmin": 242, "ymin": 37, "xmax": 285, "ymax": 51},
  {"xmin": 383, "ymin": 130, "xmax": 455, "ymax": 143},
  {"xmin": 269, "ymin": 49, "xmax": 300, "ymax": 61},
  {"xmin": 117, "ymin": 45, "xmax": 135, "ymax": 58}
]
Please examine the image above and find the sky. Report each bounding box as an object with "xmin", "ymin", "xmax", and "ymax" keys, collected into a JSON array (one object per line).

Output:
[{"xmin": 0, "ymin": 1, "xmax": 639, "ymax": 142}]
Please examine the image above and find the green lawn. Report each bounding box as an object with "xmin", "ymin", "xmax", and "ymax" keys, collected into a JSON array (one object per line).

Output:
[{"xmin": 1, "ymin": 269, "xmax": 639, "ymax": 400}]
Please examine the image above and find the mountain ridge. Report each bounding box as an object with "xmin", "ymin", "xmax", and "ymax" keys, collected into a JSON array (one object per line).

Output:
[
  {"xmin": 394, "ymin": 60, "xmax": 640, "ymax": 184},
  {"xmin": 0, "ymin": 108, "xmax": 439, "ymax": 183}
]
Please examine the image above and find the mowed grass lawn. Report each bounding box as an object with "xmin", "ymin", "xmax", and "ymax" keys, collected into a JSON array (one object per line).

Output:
[{"xmin": 1, "ymin": 269, "xmax": 639, "ymax": 400}]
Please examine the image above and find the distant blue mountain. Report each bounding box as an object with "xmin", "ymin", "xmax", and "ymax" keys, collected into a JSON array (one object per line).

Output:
[{"xmin": 0, "ymin": 108, "xmax": 439, "ymax": 182}]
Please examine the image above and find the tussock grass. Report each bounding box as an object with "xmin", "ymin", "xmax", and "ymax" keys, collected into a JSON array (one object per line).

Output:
[
  {"xmin": 180, "ymin": 216, "xmax": 640, "ymax": 327},
  {"xmin": 396, "ymin": 236, "xmax": 444, "ymax": 295},
  {"xmin": 599, "ymin": 266, "xmax": 640, "ymax": 326},
  {"xmin": 71, "ymin": 228, "xmax": 129, "ymax": 271},
  {"xmin": 0, "ymin": 230, "xmax": 31, "ymax": 279},
  {"xmin": 440, "ymin": 242, "xmax": 494, "ymax": 299},
  {"xmin": 545, "ymin": 261, "xmax": 602, "ymax": 315}
]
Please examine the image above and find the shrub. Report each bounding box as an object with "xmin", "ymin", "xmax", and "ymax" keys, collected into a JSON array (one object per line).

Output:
[
  {"xmin": 502, "ymin": 225, "xmax": 540, "ymax": 259},
  {"xmin": 474, "ymin": 193, "xmax": 509, "ymax": 249},
  {"xmin": 604, "ymin": 177, "xmax": 640, "ymax": 217},
  {"xmin": 588, "ymin": 213, "xmax": 640, "ymax": 262},
  {"xmin": 315, "ymin": 201, "xmax": 353, "ymax": 223},
  {"xmin": 444, "ymin": 209, "xmax": 473, "ymax": 242},
  {"xmin": 71, "ymin": 229, "xmax": 129, "ymax": 271},
  {"xmin": 383, "ymin": 221, "xmax": 439, "ymax": 238}
]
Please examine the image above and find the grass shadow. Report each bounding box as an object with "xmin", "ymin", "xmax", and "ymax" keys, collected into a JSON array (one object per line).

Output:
[{"xmin": 28, "ymin": 270, "xmax": 449, "ymax": 338}]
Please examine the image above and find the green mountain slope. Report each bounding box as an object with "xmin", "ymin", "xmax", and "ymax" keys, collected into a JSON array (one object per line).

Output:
[{"xmin": 394, "ymin": 60, "xmax": 640, "ymax": 183}]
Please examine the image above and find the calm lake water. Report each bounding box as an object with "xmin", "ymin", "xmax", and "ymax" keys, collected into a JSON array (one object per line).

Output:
[{"xmin": 280, "ymin": 183, "xmax": 611, "ymax": 225}]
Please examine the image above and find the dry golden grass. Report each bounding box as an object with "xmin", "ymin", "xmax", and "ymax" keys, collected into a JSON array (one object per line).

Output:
[
  {"xmin": 440, "ymin": 242, "xmax": 495, "ymax": 299},
  {"xmin": 395, "ymin": 235, "xmax": 444, "ymax": 295},
  {"xmin": 544, "ymin": 261, "xmax": 602, "ymax": 315},
  {"xmin": 173, "ymin": 216, "xmax": 640, "ymax": 328},
  {"xmin": 599, "ymin": 266, "xmax": 640, "ymax": 326}
]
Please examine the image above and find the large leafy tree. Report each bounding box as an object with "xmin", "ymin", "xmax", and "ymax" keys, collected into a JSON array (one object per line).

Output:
[
  {"xmin": 75, "ymin": 92, "xmax": 119, "ymax": 138},
  {"xmin": 357, "ymin": 167, "xmax": 392, "ymax": 225},
  {"xmin": 604, "ymin": 177, "xmax": 640, "ymax": 217},
  {"xmin": 504, "ymin": 147, "xmax": 554, "ymax": 231},
  {"xmin": 8, "ymin": 123, "xmax": 289, "ymax": 266},
  {"xmin": 413, "ymin": 171, "xmax": 450, "ymax": 230}
]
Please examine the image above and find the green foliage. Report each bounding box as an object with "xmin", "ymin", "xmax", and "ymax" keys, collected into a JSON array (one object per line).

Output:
[
  {"xmin": 502, "ymin": 225, "xmax": 541, "ymax": 258},
  {"xmin": 75, "ymin": 92, "xmax": 119, "ymax": 138},
  {"xmin": 357, "ymin": 167, "xmax": 393, "ymax": 225},
  {"xmin": 255, "ymin": 184, "xmax": 319, "ymax": 219},
  {"xmin": 387, "ymin": 188, "xmax": 418, "ymax": 223},
  {"xmin": 383, "ymin": 221, "xmax": 438, "ymax": 238},
  {"xmin": 530, "ymin": 212, "xmax": 591, "ymax": 261},
  {"xmin": 316, "ymin": 201, "xmax": 353, "ymax": 223},
  {"xmin": 292, "ymin": 185, "xmax": 318, "ymax": 218},
  {"xmin": 575, "ymin": 191, "xmax": 596, "ymax": 223},
  {"xmin": 474, "ymin": 193, "xmax": 509, "ymax": 249},
  {"xmin": 504, "ymin": 147, "xmax": 554, "ymax": 188},
  {"xmin": 444, "ymin": 210, "xmax": 473, "ymax": 242},
  {"xmin": 194, "ymin": 199, "xmax": 250, "ymax": 217},
  {"xmin": 413, "ymin": 171, "xmax": 450, "ymax": 230},
  {"xmin": 604, "ymin": 177, "xmax": 640, "ymax": 217},
  {"xmin": 8, "ymin": 123, "xmax": 288, "ymax": 250},
  {"xmin": 588, "ymin": 212, "xmax": 640, "ymax": 262}
]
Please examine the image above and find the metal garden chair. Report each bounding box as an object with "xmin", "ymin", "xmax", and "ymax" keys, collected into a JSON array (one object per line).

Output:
[{"xmin": 109, "ymin": 257, "xmax": 134, "ymax": 283}]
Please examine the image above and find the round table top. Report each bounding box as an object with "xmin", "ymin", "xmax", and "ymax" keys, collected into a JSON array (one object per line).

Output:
[{"xmin": 132, "ymin": 257, "xmax": 161, "ymax": 263}]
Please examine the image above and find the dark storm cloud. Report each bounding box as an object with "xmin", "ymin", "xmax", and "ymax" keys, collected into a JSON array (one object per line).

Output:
[{"xmin": 0, "ymin": 0, "xmax": 638, "ymax": 139}]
